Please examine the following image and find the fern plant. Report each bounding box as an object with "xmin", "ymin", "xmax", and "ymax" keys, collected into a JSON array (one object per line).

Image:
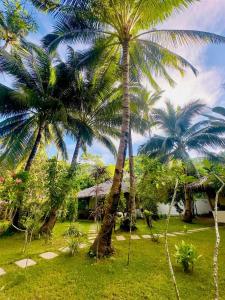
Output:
[{"xmin": 175, "ymin": 240, "xmax": 201, "ymax": 273}]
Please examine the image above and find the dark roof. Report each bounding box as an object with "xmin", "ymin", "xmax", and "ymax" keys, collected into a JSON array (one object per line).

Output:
[{"xmin": 78, "ymin": 180, "xmax": 129, "ymax": 199}]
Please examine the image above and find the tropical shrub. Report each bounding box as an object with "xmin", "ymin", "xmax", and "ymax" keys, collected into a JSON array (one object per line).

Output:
[
  {"xmin": 137, "ymin": 158, "xmax": 185, "ymax": 213},
  {"xmin": 175, "ymin": 241, "xmax": 201, "ymax": 272},
  {"xmin": 64, "ymin": 225, "xmax": 86, "ymax": 256}
]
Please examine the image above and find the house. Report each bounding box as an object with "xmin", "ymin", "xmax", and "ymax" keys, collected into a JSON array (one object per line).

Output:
[
  {"xmin": 77, "ymin": 176, "xmax": 224, "ymax": 219},
  {"xmin": 77, "ymin": 180, "xmax": 129, "ymax": 218}
]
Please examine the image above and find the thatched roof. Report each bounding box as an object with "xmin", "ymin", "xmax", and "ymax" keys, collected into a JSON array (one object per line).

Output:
[
  {"xmin": 78, "ymin": 180, "xmax": 129, "ymax": 199},
  {"xmin": 186, "ymin": 176, "xmax": 225, "ymax": 196},
  {"xmin": 187, "ymin": 176, "xmax": 209, "ymax": 191}
]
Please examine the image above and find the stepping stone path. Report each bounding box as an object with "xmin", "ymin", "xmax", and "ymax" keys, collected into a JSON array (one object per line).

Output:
[
  {"xmin": 59, "ymin": 247, "xmax": 70, "ymax": 253},
  {"xmin": 114, "ymin": 227, "xmax": 211, "ymax": 243},
  {"xmin": 131, "ymin": 235, "xmax": 141, "ymax": 240},
  {"xmin": 116, "ymin": 235, "xmax": 126, "ymax": 241},
  {"xmin": 79, "ymin": 243, "xmax": 88, "ymax": 249},
  {"xmin": 15, "ymin": 259, "xmax": 36, "ymax": 268},
  {"xmin": 0, "ymin": 268, "xmax": 6, "ymax": 276},
  {"xmin": 142, "ymin": 235, "xmax": 151, "ymax": 239},
  {"xmin": 39, "ymin": 252, "xmax": 58, "ymax": 260}
]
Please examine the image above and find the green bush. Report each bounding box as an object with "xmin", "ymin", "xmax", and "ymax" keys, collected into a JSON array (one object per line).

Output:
[
  {"xmin": 64, "ymin": 225, "xmax": 86, "ymax": 256},
  {"xmin": 175, "ymin": 240, "xmax": 201, "ymax": 272}
]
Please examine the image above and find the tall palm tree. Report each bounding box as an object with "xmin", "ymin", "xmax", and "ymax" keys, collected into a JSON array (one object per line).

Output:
[
  {"xmin": 39, "ymin": 47, "xmax": 121, "ymax": 233},
  {"xmin": 33, "ymin": 0, "xmax": 225, "ymax": 256},
  {"xmin": 0, "ymin": 43, "xmax": 69, "ymax": 228},
  {"xmin": 139, "ymin": 101, "xmax": 225, "ymax": 222},
  {"xmin": 0, "ymin": 0, "xmax": 37, "ymax": 50}
]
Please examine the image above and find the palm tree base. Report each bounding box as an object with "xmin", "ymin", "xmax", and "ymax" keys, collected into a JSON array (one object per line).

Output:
[
  {"xmin": 89, "ymin": 232, "xmax": 115, "ymax": 258},
  {"xmin": 182, "ymin": 210, "xmax": 193, "ymax": 223}
]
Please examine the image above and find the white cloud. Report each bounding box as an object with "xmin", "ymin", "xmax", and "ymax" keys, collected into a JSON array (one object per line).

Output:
[{"xmin": 151, "ymin": 0, "xmax": 225, "ymax": 108}]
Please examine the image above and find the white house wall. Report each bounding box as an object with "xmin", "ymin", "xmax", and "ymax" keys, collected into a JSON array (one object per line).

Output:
[{"xmin": 157, "ymin": 198, "xmax": 211, "ymax": 216}]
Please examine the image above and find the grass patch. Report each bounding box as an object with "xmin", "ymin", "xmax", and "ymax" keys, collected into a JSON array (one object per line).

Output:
[{"xmin": 0, "ymin": 217, "xmax": 224, "ymax": 300}]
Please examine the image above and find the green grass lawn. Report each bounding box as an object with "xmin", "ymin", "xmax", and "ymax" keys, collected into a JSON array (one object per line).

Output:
[{"xmin": 0, "ymin": 217, "xmax": 224, "ymax": 300}]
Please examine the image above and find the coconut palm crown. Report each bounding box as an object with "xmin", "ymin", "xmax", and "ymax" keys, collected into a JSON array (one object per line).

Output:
[
  {"xmin": 138, "ymin": 101, "xmax": 225, "ymax": 164},
  {"xmin": 0, "ymin": 43, "xmax": 69, "ymax": 170},
  {"xmin": 139, "ymin": 101, "xmax": 225, "ymax": 222}
]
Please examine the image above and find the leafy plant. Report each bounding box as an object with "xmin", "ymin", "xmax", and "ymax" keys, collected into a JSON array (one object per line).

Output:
[
  {"xmin": 143, "ymin": 209, "xmax": 153, "ymax": 228},
  {"xmin": 64, "ymin": 225, "xmax": 86, "ymax": 256},
  {"xmin": 175, "ymin": 241, "xmax": 201, "ymax": 273}
]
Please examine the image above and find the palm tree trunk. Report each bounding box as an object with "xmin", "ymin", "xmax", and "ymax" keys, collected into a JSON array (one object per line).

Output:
[
  {"xmin": 183, "ymin": 162, "xmax": 194, "ymax": 223},
  {"xmin": 11, "ymin": 126, "xmax": 43, "ymax": 230},
  {"xmin": 39, "ymin": 135, "xmax": 81, "ymax": 234},
  {"xmin": 183, "ymin": 186, "xmax": 193, "ymax": 223},
  {"xmin": 120, "ymin": 125, "xmax": 136, "ymax": 231},
  {"xmin": 25, "ymin": 126, "xmax": 44, "ymax": 172},
  {"xmin": 68, "ymin": 134, "xmax": 81, "ymax": 176},
  {"xmin": 128, "ymin": 125, "xmax": 136, "ymax": 223},
  {"xmin": 90, "ymin": 40, "xmax": 130, "ymax": 257}
]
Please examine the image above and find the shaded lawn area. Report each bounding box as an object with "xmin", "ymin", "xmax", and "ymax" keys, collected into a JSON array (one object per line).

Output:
[{"xmin": 0, "ymin": 217, "xmax": 224, "ymax": 300}]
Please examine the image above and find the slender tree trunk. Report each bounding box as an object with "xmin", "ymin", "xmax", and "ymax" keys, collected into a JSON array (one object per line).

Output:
[
  {"xmin": 69, "ymin": 134, "xmax": 81, "ymax": 176},
  {"xmin": 24, "ymin": 126, "xmax": 44, "ymax": 172},
  {"xmin": 206, "ymin": 191, "xmax": 215, "ymax": 211},
  {"xmin": 165, "ymin": 179, "xmax": 180, "ymax": 300},
  {"xmin": 11, "ymin": 126, "xmax": 43, "ymax": 231},
  {"xmin": 128, "ymin": 125, "xmax": 136, "ymax": 223},
  {"xmin": 90, "ymin": 40, "xmax": 130, "ymax": 257},
  {"xmin": 121, "ymin": 125, "xmax": 136, "ymax": 231},
  {"xmin": 183, "ymin": 187, "xmax": 193, "ymax": 223},
  {"xmin": 39, "ymin": 135, "xmax": 81, "ymax": 234},
  {"xmin": 213, "ymin": 175, "xmax": 225, "ymax": 300}
]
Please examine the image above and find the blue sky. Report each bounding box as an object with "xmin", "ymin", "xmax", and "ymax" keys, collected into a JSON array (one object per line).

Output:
[{"xmin": 1, "ymin": 0, "xmax": 225, "ymax": 164}]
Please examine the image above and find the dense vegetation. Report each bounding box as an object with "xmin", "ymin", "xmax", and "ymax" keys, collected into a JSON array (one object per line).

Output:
[{"xmin": 0, "ymin": 1, "xmax": 225, "ymax": 299}]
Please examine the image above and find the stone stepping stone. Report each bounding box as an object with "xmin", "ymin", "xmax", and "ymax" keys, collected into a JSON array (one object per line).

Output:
[
  {"xmin": 88, "ymin": 230, "xmax": 97, "ymax": 233},
  {"xmin": 173, "ymin": 232, "xmax": 185, "ymax": 235},
  {"xmin": 39, "ymin": 252, "xmax": 58, "ymax": 260},
  {"xmin": 88, "ymin": 236, "xmax": 96, "ymax": 240},
  {"xmin": 166, "ymin": 233, "xmax": 176, "ymax": 237},
  {"xmin": 15, "ymin": 259, "xmax": 36, "ymax": 268},
  {"xmin": 116, "ymin": 235, "xmax": 126, "ymax": 241},
  {"xmin": 142, "ymin": 234, "xmax": 151, "ymax": 239},
  {"xmin": 59, "ymin": 247, "xmax": 70, "ymax": 253},
  {"xmin": 0, "ymin": 268, "xmax": 6, "ymax": 276},
  {"xmin": 151, "ymin": 234, "xmax": 163, "ymax": 238},
  {"xmin": 131, "ymin": 235, "xmax": 141, "ymax": 240}
]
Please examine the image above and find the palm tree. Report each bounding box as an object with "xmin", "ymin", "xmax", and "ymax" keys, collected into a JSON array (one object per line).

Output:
[
  {"xmin": 139, "ymin": 101, "xmax": 225, "ymax": 222},
  {"xmin": 0, "ymin": 0, "xmax": 37, "ymax": 50},
  {"xmin": 39, "ymin": 48, "xmax": 121, "ymax": 234},
  {"xmin": 33, "ymin": 0, "xmax": 225, "ymax": 256},
  {"xmin": 0, "ymin": 44, "xmax": 69, "ymax": 228}
]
